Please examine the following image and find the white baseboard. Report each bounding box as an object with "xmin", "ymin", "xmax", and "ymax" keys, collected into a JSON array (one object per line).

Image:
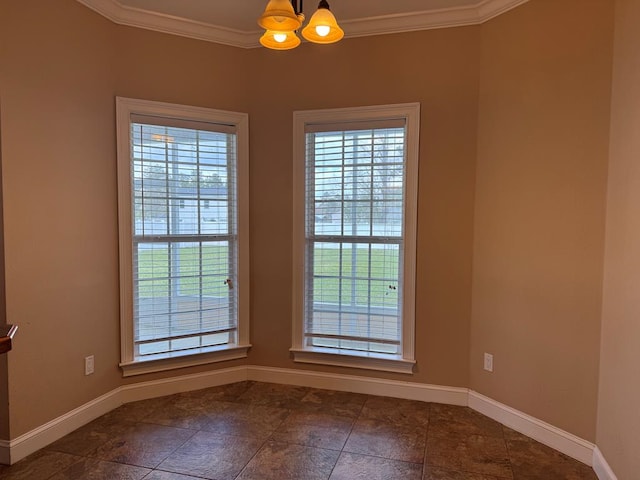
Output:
[
  {"xmin": 1, "ymin": 366, "xmax": 247, "ymax": 465},
  {"xmin": 469, "ymin": 390, "xmax": 595, "ymax": 465},
  {"xmin": 592, "ymin": 446, "xmax": 618, "ymax": 480},
  {"xmin": 0, "ymin": 365, "xmax": 608, "ymax": 475},
  {"xmin": 119, "ymin": 365, "xmax": 247, "ymax": 404},
  {"xmin": 4, "ymin": 388, "xmax": 122, "ymax": 465},
  {"xmin": 247, "ymin": 365, "xmax": 469, "ymax": 406}
]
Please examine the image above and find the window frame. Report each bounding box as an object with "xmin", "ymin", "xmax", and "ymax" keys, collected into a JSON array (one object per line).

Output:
[
  {"xmin": 116, "ymin": 97, "xmax": 250, "ymax": 377},
  {"xmin": 291, "ymin": 103, "xmax": 420, "ymax": 374}
]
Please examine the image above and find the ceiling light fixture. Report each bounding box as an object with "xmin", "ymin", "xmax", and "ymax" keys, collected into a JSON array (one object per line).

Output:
[
  {"xmin": 260, "ymin": 29, "xmax": 301, "ymax": 50},
  {"xmin": 258, "ymin": 0, "xmax": 344, "ymax": 50}
]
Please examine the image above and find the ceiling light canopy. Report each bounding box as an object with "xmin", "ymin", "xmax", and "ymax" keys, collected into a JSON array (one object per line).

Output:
[{"xmin": 258, "ymin": 0, "xmax": 344, "ymax": 50}]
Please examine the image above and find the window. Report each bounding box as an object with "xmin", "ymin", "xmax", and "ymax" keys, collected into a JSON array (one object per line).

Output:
[
  {"xmin": 116, "ymin": 98, "xmax": 250, "ymax": 376},
  {"xmin": 292, "ymin": 104, "xmax": 420, "ymax": 374}
]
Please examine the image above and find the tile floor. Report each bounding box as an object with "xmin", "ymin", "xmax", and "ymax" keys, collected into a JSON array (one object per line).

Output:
[{"xmin": 0, "ymin": 381, "xmax": 598, "ymax": 479}]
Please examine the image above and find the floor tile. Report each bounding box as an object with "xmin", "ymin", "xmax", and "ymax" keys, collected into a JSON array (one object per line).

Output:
[
  {"xmin": 360, "ymin": 395, "xmax": 430, "ymax": 427},
  {"xmin": 330, "ymin": 452, "xmax": 423, "ymax": 480},
  {"xmin": 140, "ymin": 394, "xmax": 213, "ymax": 431},
  {"xmin": 429, "ymin": 404, "xmax": 504, "ymax": 438},
  {"xmin": 177, "ymin": 381, "xmax": 254, "ymax": 404},
  {"xmin": 504, "ymin": 428, "xmax": 597, "ymax": 480},
  {"xmin": 271, "ymin": 412, "xmax": 353, "ymax": 450},
  {"xmin": 48, "ymin": 458, "xmax": 150, "ymax": 479},
  {"xmin": 423, "ymin": 465, "xmax": 507, "ymax": 479},
  {"xmin": 299, "ymin": 389, "xmax": 368, "ymax": 418},
  {"xmin": 200, "ymin": 401, "xmax": 289, "ymax": 439},
  {"xmin": 426, "ymin": 433, "xmax": 513, "ymax": 479},
  {"xmin": 344, "ymin": 417, "xmax": 427, "ymax": 463},
  {"xmin": 90, "ymin": 422, "xmax": 195, "ymax": 468},
  {"xmin": 47, "ymin": 418, "xmax": 133, "ymax": 456},
  {"xmin": 236, "ymin": 382, "xmax": 310, "ymax": 409},
  {"xmin": 157, "ymin": 431, "xmax": 263, "ymax": 480},
  {"xmin": 142, "ymin": 472, "xmax": 203, "ymax": 480},
  {"xmin": 235, "ymin": 441, "xmax": 340, "ymax": 480},
  {"xmin": 0, "ymin": 382, "xmax": 600, "ymax": 480},
  {"xmin": 97, "ymin": 396, "xmax": 176, "ymax": 425},
  {"xmin": 0, "ymin": 450, "xmax": 81, "ymax": 480}
]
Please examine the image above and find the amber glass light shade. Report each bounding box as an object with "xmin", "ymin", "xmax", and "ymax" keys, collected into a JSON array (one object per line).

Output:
[
  {"xmin": 301, "ymin": 1, "xmax": 344, "ymax": 44},
  {"xmin": 258, "ymin": 0, "xmax": 303, "ymax": 31},
  {"xmin": 259, "ymin": 29, "xmax": 301, "ymax": 50}
]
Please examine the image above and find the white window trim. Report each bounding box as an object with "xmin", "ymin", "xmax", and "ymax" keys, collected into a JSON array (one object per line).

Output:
[
  {"xmin": 291, "ymin": 103, "xmax": 420, "ymax": 375},
  {"xmin": 116, "ymin": 97, "xmax": 251, "ymax": 377}
]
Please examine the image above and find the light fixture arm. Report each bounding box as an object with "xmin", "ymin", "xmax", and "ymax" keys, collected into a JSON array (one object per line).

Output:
[{"xmin": 291, "ymin": 0, "xmax": 303, "ymax": 16}]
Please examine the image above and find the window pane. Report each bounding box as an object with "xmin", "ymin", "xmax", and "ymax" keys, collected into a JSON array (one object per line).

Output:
[
  {"xmin": 305, "ymin": 126, "xmax": 406, "ymax": 354},
  {"xmin": 133, "ymin": 241, "xmax": 235, "ymax": 348},
  {"xmin": 131, "ymin": 122, "xmax": 237, "ymax": 359}
]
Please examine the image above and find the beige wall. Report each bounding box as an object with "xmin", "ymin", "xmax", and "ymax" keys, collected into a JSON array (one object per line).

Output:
[
  {"xmin": 114, "ymin": 25, "xmax": 252, "ymax": 114},
  {"xmin": 471, "ymin": 0, "xmax": 614, "ymax": 441},
  {"xmin": 0, "ymin": 0, "xmax": 256, "ymax": 437},
  {"xmin": 0, "ymin": 0, "xmax": 121, "ymax": 437},
  {"xmin": 245, "ymin": 29, "xmax": 479, "ymax": 387},
  {"xmin": 0, "ymin": 109, "xmax": 7, "ymax": 439},
  {"xmin": 106, "ymin": 18, "xmax": 479, "ymax": 392},
  {"xmin": 597, "ymin": 0, "xmax": 640, "ymax": 476},
  {"xmin": 111, "ymin": 17, "xmax": 480, "ymax": 387},
  {"xmin": 113, "ymin": 24, "xmax": 254, "ymax": 390},
  {"xmin": 0, "ymin": 358, "xmax": 7, "ymax": 441}
]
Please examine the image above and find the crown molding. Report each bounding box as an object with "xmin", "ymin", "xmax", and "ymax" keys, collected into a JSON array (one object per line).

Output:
[
  {"xmin": 76, "ymin": 0, "xmax": 529, "ymax": 49},
  {"xmin": 476, "ymin": 0, "xmax": 530, "ymax": 22},
  {"xmin": 76, "ymin": 0, "xmax": 257, "ymax": 48},
  {"xmin": 342, "ymin": 0, "xmax": 529, "ymax": 39}
]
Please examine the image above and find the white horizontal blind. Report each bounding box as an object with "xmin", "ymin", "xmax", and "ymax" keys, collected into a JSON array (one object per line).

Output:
[
  {"xmin": 130, "ymin": 119, "xmax": 238, "ymax": 359},
  {"xmin": 305, "ymin": 122, "xmax": 407, "ymax": 355}
]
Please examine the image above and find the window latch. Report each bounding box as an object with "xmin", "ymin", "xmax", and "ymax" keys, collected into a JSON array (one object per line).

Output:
[{"xmin": 224, "ymin": 278, "xmax": 234, "ymax": 290}]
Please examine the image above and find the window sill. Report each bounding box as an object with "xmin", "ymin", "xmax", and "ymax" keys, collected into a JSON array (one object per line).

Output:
[
  {"xmin": 120, "ymin": 344, "xmax": 251, "ymax": 377},
  {"xmin": 290, "ymin": 347, "xmax": 415, "ymax": 374}
]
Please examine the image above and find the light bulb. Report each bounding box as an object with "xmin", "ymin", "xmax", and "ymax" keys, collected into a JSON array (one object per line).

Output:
[
  {"xmin": 315, "ymin": 25, "xmax": 330, "ymax": 37},
  {"xmin": 273, "ymin": 32, "xmax": 287, "ymax": 43}
]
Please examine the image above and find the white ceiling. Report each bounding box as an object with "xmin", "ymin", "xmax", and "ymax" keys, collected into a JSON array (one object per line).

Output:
[
  {"xmin": 117, "ymin": 0, "xmax": 478, "ymax": 32},
  {"xmin": 77, "ymin": 0, "xmax": 529, "ymax": 48}
]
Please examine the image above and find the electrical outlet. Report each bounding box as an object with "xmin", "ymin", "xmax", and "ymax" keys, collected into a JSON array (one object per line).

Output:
[
  {"xmin": 85, "ymin": 355, "xmax": 95, "ymax": 376},
  {"xmin": 483, "ymin": 352, "xmax": 494, "ymax": 372}
]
